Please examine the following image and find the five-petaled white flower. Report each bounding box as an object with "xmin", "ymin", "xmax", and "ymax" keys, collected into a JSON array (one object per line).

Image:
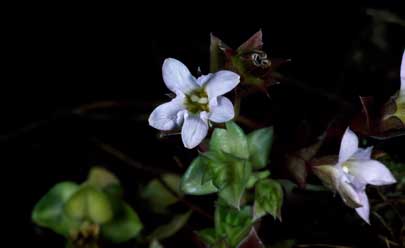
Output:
[
  {"xmin": 401, "ymin": 50, "xmax": 404, "ymax": 89},
  {"xmin": 313, "ymin": 128, "xmax": 396, "ymax": 224},
  {"xmin": 148, "ymin": 58, "xmax": 240, "ymax": 149}
]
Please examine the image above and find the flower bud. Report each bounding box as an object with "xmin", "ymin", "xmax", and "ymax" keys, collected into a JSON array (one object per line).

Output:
[{"xmin": 64, "ymin": 185, "xmax": 113, "ymax": 225}]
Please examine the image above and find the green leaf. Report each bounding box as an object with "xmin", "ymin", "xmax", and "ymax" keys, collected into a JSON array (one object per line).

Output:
[
  {"xmin": 32, "ymin": 182, "xmax": 81, "ymax": 236},
  {"xmin": 197, "ymin": 150, "xmax": 252, "ymax": 209},
  {"xmin": 215, "ymin": 203, "xmax": 253, "ymax": 247},
  {"xmin": 216, "ymin": 159, "xmax": 251, "ymax": 209},
  {"xmin": 197, "ymin": 228, "xmax": 217, "ymax": 246},
  {"xmin": 247, "ymin": 127, "xmax": 274, "ymax": 169},
  {"xmin": 87, "ymin": 167, "xmax": 120, "ymax": 189},
  {"xmin": 210, "ymin": 122, "xmax": 249, "ymax": 160},
  {"xmin": 254, "ymin": 179, "xmax": 283, "ymax": 220},
  {"xmin": 64, "ymin": 185, "xmax": 113, "ymax": 224},
  {"xmin": 147, "ymin": 211, "xmax": 192, "ymax": 241},
  {"xmin": 87, "ymin": 167, "xmax": 123, "ymax": 198},
  {"xmin": 246, "ymin": 171, "xmax": 271, "ymax": 189},
  {"xmin": 142, "ymin": 173, "xmax": 182, "ymax": 213},
  {"xmin": 181, "ymin": 156, "xmax": 218, "ymax": 195},
  {"xmin": 213, "ymin": 240, "xmax": 229, "ymax": 248},
  {"xmin": 102, "ymin": 202, "xmax": 143, "ymax": 243}
]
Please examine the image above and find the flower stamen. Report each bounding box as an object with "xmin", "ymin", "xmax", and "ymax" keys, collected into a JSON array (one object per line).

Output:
[{"xmin": 185, "ymin": 89, "xmax": 210, "ymax": 114}]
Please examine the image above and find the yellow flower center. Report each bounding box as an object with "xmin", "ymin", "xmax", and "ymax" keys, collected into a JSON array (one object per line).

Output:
[
  {"xmin": 185, "ymin": 88, "xmax": 209, "ymax": 114},
  {"xmin": 342, "ymin": 165, "xmax": 349, "ymax": 174}
]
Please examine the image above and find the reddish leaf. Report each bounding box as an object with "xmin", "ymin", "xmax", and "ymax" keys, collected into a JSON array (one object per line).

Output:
[
  {"xmin": 285, "ymin": 155, "xmax": 307, "ymax": 188},
  {"xmin": 238, "ymin": 228, "xmax": 265, "ymax": 248},
  {"xmin": 351, "ymin": 95, "xmax": 405, "ymax": 139},
  {"xmin": 210, "ymin": 33, "xmax": 231, "ymax": 73},
  {"xmin": 237, "ymin": 30, "xmax": 263, "ymax": 53}
]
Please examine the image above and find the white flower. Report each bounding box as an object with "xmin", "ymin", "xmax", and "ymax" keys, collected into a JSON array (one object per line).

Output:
[
  {"xmin": 401, "ymin": 50, "xmax": 404, "ymax": 90},
  {"xmin": 390, "ymin": 50, "xmax": 405, "ymax": 123},
  {"xmin": 148, "ymin": 58, "xmax": 240, "ymax": 149},
  {"xmin": 313, "ymin": 128, "xmax": 396, "ymax": 224}
]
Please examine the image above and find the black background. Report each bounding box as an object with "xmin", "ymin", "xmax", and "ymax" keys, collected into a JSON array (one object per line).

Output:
[{"xmin": 2, "ymin": 2, "xmax": 405, "ymax": 247}]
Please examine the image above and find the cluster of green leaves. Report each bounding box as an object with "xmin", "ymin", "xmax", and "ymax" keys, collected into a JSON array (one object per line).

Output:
[
  {"xmin": 181, "ymin": 121, "xmax": 283, "ymax": 247},
  {"xmin": 197, "ymin": 202, "xmax": 254, "ymax": 248},
  {"xmin": 181, "ymin": 122, "xmax": 276, "ymax": 208},
  {"xmin": 32, "ymin": 167, "xmax": 142, "ymax": 245}
]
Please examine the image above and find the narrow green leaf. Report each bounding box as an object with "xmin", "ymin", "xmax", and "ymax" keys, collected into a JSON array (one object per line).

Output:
[
  {"xmin": 102, "ymin": 202, "xmax": 143, "ymax": 243},
  {"xmin": 147, "ymin": 211, "xmax": 192, "ymax": 241},
  {"xmin": 210, "ymin": 122, "xmax": 249, "ymax": 159},
  {"xmin": 142, "ymin": 173, "xmax": 182, "ymax": 213},
  {"xmin": 181, "ymin": 157, "xmax": 218, "ymax": 195},
  {"xmin": 247, "ymin": 127, "xmax": 274, "ymax": 169},
  {"xmin": 32, "ymin": 181, "xmax": 80, "ymax": 236},
  {"xmin": 254, "ymin": 179, "xmax": 283, "ymax": 220},
  {"xmin": 197, "ymin": 228, "xmax": 217, "ymax": 246}
]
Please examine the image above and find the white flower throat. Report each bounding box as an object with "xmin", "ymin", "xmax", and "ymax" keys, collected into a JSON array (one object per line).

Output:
[
  {"xmin": 185, "ymin": 88, "xmax": 210, "ymax": 114},
  {"xmin": 342, "ymin": 164, "xmax": 350, "ymax": 173}
]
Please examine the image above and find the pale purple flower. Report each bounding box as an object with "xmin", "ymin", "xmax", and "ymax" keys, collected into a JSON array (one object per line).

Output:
[
  {"xmin": 401, "ymin": 50, "xmax": 404, "ymax": 89},
  {"xmin": 313, "ymin": 128, "xmax": 396, "ymax": 223},
  {"xmin": 148, "ymin": 58, "xmax": 240, "ymax": 149}
]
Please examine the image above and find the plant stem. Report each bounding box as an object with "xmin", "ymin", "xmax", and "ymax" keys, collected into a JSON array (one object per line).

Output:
[
  {"xmin": 92, "ymin": 138, "xmax": 170, "ymax": 175},
  {"xmin": 157, "ymin": 177, "xmax": 213, "ymax": 221}
]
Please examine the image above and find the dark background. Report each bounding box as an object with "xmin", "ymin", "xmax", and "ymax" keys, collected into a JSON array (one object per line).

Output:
[{"xmin": 2, "ymin": 2, "xmax": 405, "ymax": 247}]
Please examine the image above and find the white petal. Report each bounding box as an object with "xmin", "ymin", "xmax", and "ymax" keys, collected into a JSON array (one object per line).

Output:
[
  {"xmin": 348, "ymin": 159, "xmax": 396, "ymax": 186},
  {"xmin": 208, "ymin": 96, "xmax": 235, "ymax": 123},
  {"xmin": 205, "ymin": 70, "xmax": 240, "ymax": 99},
  {"xmin": 148, "ymin": 95, "xmax": 185, "ymax": 131},
  {"xmin": 162, "ymin": 58, "xmax": 199, "ymax": 94},
  {"xmin": 355, "ymin": 190, "xmax": 370, "ymax": 224},
  {"xmin": 200, "ymin": 111, "xmax": 209, "ymax": 122},
  {"xmin": 196, "ymin": 74, "xmax": 213, "ymax": 87},
  {"xmin": 338, "ymin": 178, "xmax": 363, "ymax": 208},
  {"xmin": 338, "ymin": 127, "xmax": 359, "ymax": 163},
  {"xmin": 401, "ymin": 50, "xmax": 405, "ymax": 90},
  {"xmin": 181, "ymin": 113, "xmax": 209, "ymax": 149},
  {"xmin": 352, "ymin": 147, "xmax": 373, "ymax": 160},
  {"xmin": 176, "ymin": 109, "xmax": 187, "ymax": 126}
]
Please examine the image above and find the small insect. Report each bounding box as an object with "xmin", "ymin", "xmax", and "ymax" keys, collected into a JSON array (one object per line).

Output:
[{"xmin": 250, "ymin": 51, "xmax": 271, "ymax": 68}]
